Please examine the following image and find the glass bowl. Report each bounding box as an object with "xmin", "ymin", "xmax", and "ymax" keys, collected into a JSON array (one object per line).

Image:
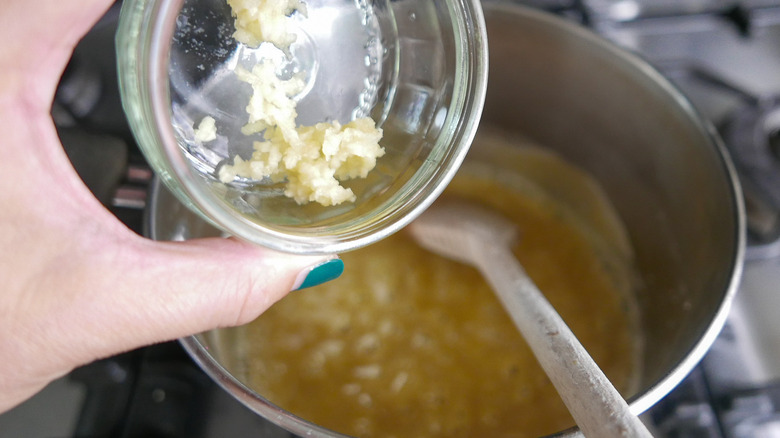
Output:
[{"xmin": 116, "ymin": 0, "xmax": 488, "ymax": 254}]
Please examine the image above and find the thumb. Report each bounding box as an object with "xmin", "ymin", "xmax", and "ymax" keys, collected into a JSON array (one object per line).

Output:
[
  {"xmin": 38, "ymin": 233, "xmax": 342, "ymax": 370},
  {"xmin": 1, "ymin": 231, "xmax": 342, "ymax": 412}
]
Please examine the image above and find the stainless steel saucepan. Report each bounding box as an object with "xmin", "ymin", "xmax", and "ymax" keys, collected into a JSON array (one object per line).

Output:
[{"xmin": 146, "ymin": 4, "xmax": 745, "ymax": 436}]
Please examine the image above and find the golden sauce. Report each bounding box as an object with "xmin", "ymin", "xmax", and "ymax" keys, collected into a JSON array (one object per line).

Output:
[{"xmin": 239, "ymin": 132, "xmax": 642, "ymax": 438}]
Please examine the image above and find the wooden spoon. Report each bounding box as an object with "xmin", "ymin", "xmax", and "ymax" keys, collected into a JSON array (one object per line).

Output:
[{"xmin": 407, "ymin": 200, "xmax": 652, "ymax": 438}]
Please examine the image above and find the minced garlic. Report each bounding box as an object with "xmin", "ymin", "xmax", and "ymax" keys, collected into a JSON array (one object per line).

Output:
[
  {"xmin": 234, "ymin": 63, "xmax": 304, "ymax": 136},
  {"xmin": 219, "ymin": 0, "xmax": 385, "ymax": 206},
  {"xmin": 194, "ymin": 116, "xmax": 217, "ymax": 143},
  {"xmin": 226, "ymin": 0, "xmax": 306, "ymax": 50},
  {"xmin": 219, "ymin": 118, "xmax": 384, "ymax": 206}
]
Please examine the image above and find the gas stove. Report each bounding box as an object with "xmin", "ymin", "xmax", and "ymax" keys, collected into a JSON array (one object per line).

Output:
[{"xmin": 2, "ymin": 1, "xmax": 780, "ymax": 437}]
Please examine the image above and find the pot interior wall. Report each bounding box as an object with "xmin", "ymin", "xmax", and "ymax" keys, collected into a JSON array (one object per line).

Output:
[{"xmin": 479, "ymin": 6, "xmax": 741, "ymax": 399}]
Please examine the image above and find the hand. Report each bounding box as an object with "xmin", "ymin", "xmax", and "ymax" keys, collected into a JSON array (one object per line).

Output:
[{"xmin": 0, "ymin": 0, "xmax": 340, "ymax": 413}]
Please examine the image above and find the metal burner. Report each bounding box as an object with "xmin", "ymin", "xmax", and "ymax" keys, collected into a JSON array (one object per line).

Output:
[{"xmin": 721, "ymin": 99, "xmax": 780, "ymax": 246}]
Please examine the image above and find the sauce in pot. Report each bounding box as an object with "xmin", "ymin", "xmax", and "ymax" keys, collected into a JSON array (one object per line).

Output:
[{"xmin": 237, "ymin": 130, "xmax": 643, "ymax": 438}]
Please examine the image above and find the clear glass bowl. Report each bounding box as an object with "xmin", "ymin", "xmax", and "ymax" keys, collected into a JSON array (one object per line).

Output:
[{"xmin": 116, "ymin": 0, "xmax": 488, "ymax": 254}]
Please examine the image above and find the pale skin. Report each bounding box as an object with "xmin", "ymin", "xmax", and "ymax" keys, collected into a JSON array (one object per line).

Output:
[{"xmin": 0, "ymin": 0, "xmax": 335, "ymax": 413}]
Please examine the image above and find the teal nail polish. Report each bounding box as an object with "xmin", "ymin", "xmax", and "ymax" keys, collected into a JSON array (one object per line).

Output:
[{"xmin": 296, "ymin": 259, "xmax": 344, "ymax": 290}]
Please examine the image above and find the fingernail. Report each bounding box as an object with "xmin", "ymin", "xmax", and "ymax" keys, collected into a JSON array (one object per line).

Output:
[{"xmin": 293, "ymin": 258, "xmax": 344, "ymax": 291}]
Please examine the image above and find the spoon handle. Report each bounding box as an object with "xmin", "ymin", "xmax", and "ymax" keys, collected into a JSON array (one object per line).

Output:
[{"xmin": 476, "ymin": 245, "xmax": 653, "ymax": 438}]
